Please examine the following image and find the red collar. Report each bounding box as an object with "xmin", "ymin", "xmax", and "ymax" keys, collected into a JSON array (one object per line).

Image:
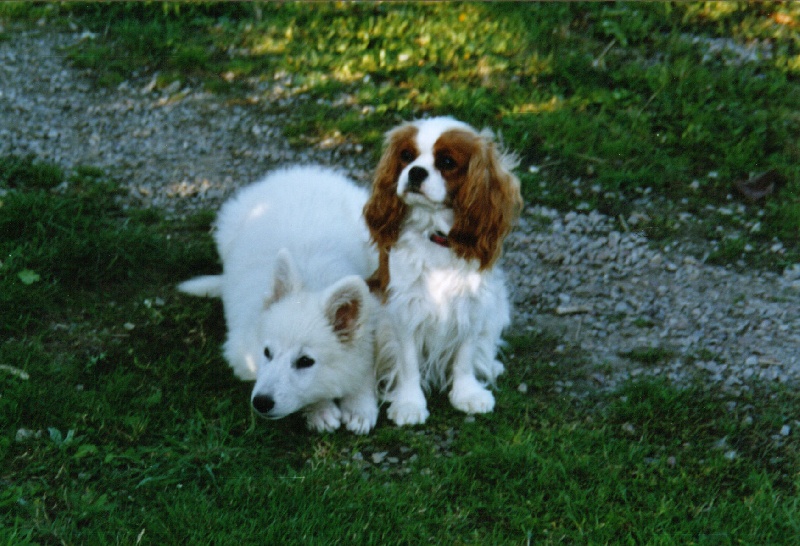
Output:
[{"xmin": 429, "ymin": 231, "xmax": 450, "ymax": 248}]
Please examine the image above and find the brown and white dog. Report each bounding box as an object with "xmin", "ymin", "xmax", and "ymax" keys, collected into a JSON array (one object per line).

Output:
[{"xmin": 364, "ymin": 117, "xmax": 522, "ymax": 425}]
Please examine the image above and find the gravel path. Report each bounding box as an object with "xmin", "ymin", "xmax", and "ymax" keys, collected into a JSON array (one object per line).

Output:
[{"xmin": 2, "ymin": 28, "xmax": 799, "ymax": 395}]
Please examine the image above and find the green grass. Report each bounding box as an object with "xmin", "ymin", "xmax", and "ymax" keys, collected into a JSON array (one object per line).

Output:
[
  {"xmin": 619, "ymin": 346, "xmax": 676, "ymax": 366},
  {"xmin": 1, "ymin": 3, "xmax": 800, "ymax": 542},
  {"xmin": 1, "ymin": 158, "xmax": 798, "ymax": 543}
]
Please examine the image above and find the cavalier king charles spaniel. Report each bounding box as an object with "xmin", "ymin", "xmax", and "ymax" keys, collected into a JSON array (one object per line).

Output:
[{"xmin": 364, "ymin": 116, "xmax": 522, "ymax": 425}]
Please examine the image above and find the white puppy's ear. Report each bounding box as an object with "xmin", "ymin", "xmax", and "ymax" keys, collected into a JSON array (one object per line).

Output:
[
  {"xmin": 265, "ymin": 249, "xmax": 302, "ymax": 308},
  {"xmin": 323, "ymin": 276, "xmax": 369, "ymax": 343}
]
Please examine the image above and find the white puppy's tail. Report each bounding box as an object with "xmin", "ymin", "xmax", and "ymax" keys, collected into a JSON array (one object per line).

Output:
[{"xmin": 177, "ymin": 275, "xmax": 224, "ymax": 298}]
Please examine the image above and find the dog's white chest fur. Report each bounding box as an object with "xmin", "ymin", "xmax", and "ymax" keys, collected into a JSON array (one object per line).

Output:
[
  {"xmin": 393, "ymin": 241, "xmax": 490, "ymax": 319},
  {"xmin": 384, "ymin": 230, "xmax": 510, "ymax": 389},
  {"xmin": 425, "ymin": 266, "xmax": 482, "ymax": 311}
]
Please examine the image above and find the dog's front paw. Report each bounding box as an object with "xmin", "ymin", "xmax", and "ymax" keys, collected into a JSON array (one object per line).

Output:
[
  {"xmin": 304, "ymin": 401, "xmax": 342, "ymax": 433},
  {"xmin": 341, "ymin": 409, "xmax": 378, "ymax": 435},
  {"xmin": 340, "ymin": 398, "xmax": 379, "ymax": 435},
  {"xmin": 387, "ymin": 401, "xmax": 430, "ymax": 426},
  {"xmin": 449, "ymin": 378, "xmax": 495, "ymax": 414}
]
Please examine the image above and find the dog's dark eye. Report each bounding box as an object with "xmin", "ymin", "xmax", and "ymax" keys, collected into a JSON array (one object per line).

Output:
[
  {"xmin": 435, "ymin": 155, "xmax": 457, "ymax": 171},
  {"xmin": 295, "ymin": 355, "xmax": 315, "ymax": 369},
  {"xmin": 263, "ymin": 347, "xmax": 272, "ymax": 360},
  {"xmin": 400, "ymin": 149, "xmax": 416, "ymax": 163}
]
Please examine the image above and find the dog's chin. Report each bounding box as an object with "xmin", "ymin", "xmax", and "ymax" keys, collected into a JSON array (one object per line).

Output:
[
  {"xmin": 256, "ymin": 409, "xmax": 290, "ymax": 420},
  {"xmin": 401, "ymin": 190, "xmax": 446, "ymax": 210}
]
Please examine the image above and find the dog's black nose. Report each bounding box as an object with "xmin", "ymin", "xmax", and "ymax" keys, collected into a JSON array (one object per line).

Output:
[
  {"xmin": 252, "ymin": 394, "xmax": 275, "ymax": 415},
  {"xmin": 407, "ymin": 166, "xmax": 428, "ymax": 191}
]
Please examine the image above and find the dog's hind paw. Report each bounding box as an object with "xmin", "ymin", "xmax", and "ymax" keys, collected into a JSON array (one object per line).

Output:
[
  {"xmin": 449, "ymin": 379, "xmax": 495, "ymax": 414},
  {"xmin": 304, "ymin": 401, "xmax": 342, "ymax": 433},
  {"xmin": 387, "ymin": 402, "xmax": 429, "ymax": 426}
]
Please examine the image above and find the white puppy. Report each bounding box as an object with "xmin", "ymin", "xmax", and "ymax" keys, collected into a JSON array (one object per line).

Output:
[{"xmin": 179, "ymin": 166, "xmax": 379, "ymax": 434}]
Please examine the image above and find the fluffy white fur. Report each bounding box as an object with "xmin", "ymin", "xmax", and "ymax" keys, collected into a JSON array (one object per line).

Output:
[
  {"xmin": 378, "ymin": 213, "xmax": 510, "ymax": 425},
  {"xmin": 179, "ymin": 166, "xmax": 379, "ymax": 434},
  {"xmin": 364, "ymin": 117, "xmax": 522, "ymax": 426}
]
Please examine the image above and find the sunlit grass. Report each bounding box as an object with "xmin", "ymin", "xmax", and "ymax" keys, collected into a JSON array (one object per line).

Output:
[{"xmin": 28, "ymin": 1, "xmax": 798, "ymax": 268}]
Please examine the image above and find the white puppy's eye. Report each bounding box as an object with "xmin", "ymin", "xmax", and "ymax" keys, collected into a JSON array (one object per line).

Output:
[
  {"xmin": 263, "ymin": 347, "xmax": 272, "ymax": 360},
  {"xmin": 294, "ymin": 355, "xmax": 315, "ymax": 369}
]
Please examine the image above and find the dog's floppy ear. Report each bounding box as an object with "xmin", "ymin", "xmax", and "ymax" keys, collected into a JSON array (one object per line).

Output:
[
  {"xmin": 265, "ymin": 249, "xmax": 302, "ymax": 308},
  {"xmin": 363, "ymin": 123, "xmax": 416, "ymax": 252},
  {"xmin": 449, "ymin": 131, "xmax": 522, "ymax": 269},
  {"xmin": 322, "ymin": 276, "xmax": 369, "ymax": 343}
]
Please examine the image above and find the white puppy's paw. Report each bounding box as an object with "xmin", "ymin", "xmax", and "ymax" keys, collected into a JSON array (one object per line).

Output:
[
  {"xmin": 387, "ymin": 401, "xmax": 430, "ymax": 426},
  {"xmin": 341, "ymin": 408, "xmax": 378, "ymax": 435},
  {"xmin": 449, "ymin": 378, "xmax": 495, "ymax": 414},
  {"xmin": 304, "ymin": 401, "xmax": 342, "ymax": 433},
  {"xmin": 340, "ymin": 397, "xmax": 379, "ymax": 435}
]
